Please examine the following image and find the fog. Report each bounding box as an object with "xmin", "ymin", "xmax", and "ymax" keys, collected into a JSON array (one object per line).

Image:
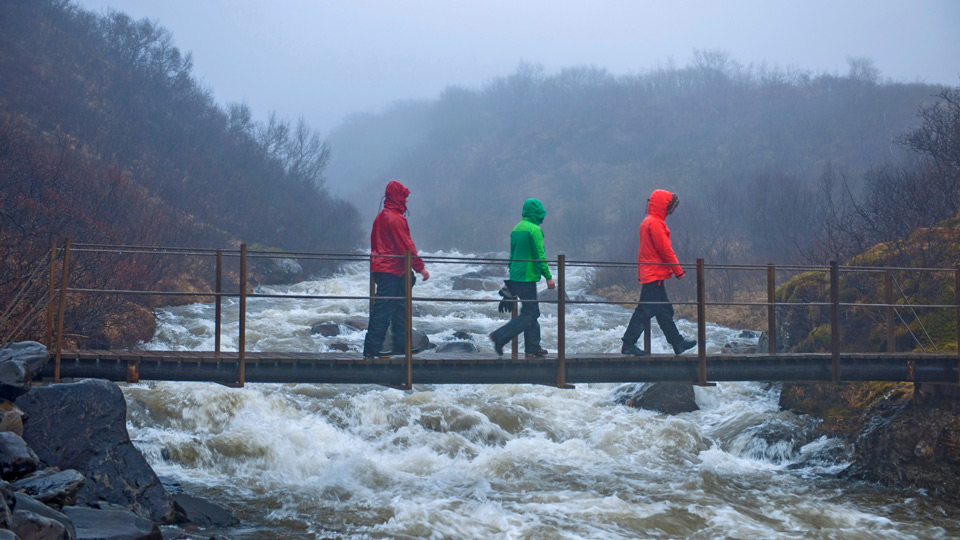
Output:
[{"xmin": 73, "ymin": 0, "xmax": 959, "ymax": 137}]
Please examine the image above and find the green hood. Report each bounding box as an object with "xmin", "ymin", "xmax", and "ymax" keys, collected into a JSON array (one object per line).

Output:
[{"xmin": 521, "ymin": 198, "xmax": 545, "ymax": 225}]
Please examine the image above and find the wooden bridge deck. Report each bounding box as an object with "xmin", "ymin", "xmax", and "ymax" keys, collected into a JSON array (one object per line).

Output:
[{"xmin": 43, "ymin": 350, "xmax": 959, "ymax": 387}]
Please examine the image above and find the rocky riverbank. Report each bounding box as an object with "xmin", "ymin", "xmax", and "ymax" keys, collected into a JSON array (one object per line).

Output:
[{"xmin": 0, "ymin": 342, "xmax": 238, "ymax": 540}]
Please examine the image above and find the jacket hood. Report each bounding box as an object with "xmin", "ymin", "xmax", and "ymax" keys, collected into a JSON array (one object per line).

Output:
[
  {"xmin": 521, "ymin": 198, "xmax": 546, "ymax": 225},
  {"xmin": 384, "ymin": 180, "xmax": 409, "ymax": 213},
  {"xmin": 647, "ymin": 189, "xmax": 676, "ymax": 219}
]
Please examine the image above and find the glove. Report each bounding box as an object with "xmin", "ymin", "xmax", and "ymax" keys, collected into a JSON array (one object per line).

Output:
[{"xmin": 498, "ymin": 284, "xmax": 518, "ymax": 313}]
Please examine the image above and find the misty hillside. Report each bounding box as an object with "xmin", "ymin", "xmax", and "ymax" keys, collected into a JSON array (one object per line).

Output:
[{"xmin": 326, "ymin": 56, "xmax": 945, "ymax": 265}]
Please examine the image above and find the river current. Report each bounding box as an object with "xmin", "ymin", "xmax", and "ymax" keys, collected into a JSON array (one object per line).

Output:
[{"xmin": 125, "ymin": 252, "xmax": 959, "ymax": 539}]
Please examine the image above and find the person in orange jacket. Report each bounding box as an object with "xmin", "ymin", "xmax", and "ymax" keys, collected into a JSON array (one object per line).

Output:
[
  {"xmin": 620, "ymin": 189, "xmax": 697, "ymax": 356},
  {"xmin": 362, "ymin": 180, "xmax": 430, "ymax": 359}
]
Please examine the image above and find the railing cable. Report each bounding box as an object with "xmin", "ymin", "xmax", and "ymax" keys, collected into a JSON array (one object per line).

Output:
[{"xmin": 892, "ymin": 274, "xmax": 938, "ymax": 351}]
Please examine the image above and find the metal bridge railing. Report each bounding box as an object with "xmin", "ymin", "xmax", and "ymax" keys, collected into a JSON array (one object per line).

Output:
[{"xmin": 29, "ymin": 240, "xmax": 960, "ymax": 390}]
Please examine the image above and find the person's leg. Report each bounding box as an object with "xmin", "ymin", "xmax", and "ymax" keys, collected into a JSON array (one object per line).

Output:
[
  {"xmin": 648, "ymin": 281, "xmax": 683, "ymax": 346},
  {"xmin": 515, "ymin": 283, "xmax": 542, "ymax": 353},
  {"xmin": 363, "ymin": 273, "xmax": 402, "ymax": 357},
  {"xmin": 491, "ymin": 281, "xmax": 537, "ymax": 349},
  {"xmin": 622, "ymin": 302, "xmax": 648, "ymax": 345},
  {"xmin": 390, "ymin": 273, "xmax": 416, "ymax": 353}
]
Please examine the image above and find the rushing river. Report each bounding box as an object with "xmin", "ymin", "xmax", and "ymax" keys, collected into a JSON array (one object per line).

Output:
[{"xmin": 126, "ymin": 252, "xmax": 959, "ymax": 539}]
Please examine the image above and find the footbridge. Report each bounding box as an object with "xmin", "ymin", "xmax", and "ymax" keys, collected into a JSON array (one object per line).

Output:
[{"xmin": 4, "ymin": 241, "xmax": 959, "ymax": 390}]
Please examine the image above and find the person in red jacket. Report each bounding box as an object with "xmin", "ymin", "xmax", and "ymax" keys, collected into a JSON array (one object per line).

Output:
[
  {"xmin": 620, "ymin": 189, "xmax": 697, "ymax": 356},
  {"xmin": 362, "ymin": 180, "xmax": 430, "ymax": 359}
]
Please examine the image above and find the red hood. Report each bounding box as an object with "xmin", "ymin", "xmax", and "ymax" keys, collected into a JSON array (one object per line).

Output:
[
  {"xmin": 647, "ymin": 189, "xmax": 674, "ymax": 219},
  {"xmin": 384, "ymin": 180, "xmax": 409, "ymax": 213}
]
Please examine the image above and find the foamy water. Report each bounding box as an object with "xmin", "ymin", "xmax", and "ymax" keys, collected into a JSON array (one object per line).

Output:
[{"xmin": 125, "ymin": 252, "xmax": 959, "ymax": 539}]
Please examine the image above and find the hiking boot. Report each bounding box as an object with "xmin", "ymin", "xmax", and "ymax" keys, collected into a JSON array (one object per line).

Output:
[
  {"xmin": 363, "ymin": 350, "xmax": 394, "ymax": 359},
  {"xmin": 621, "ymin": 343, "xmax": 647, "ymax": 356},
  {"xmin": 489, "ymin": 333, "xmax": 504, "ymax": 356},
  {"xmin": 672, "ymin": 338, "xmax": 697, "ymax": 355},
  {"xmin": 525, "ymin": 348, "xmax": 549, "ymax": 358}
]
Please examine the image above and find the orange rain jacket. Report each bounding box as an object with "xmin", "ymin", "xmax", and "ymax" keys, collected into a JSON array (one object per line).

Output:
[
  {"xmin": 637, "ymin": 189, "xmax": 685, "ymax": 284},
  {"xmin": 370, "ymin": 180, "xmax": 425, "ymax": 276}
]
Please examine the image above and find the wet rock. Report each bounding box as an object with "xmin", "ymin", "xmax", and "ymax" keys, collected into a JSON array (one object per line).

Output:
[
  {"xmin": 255, "ymin": 256, "xmax": 303, "ymax": 285},
  {"xmin": 343, "ymin": 318, "xmax": 368, "ymax": 332},
  {"xmin": 477, "ymin": 264, "xmax": 508, "ymax": 277},
  {"xmin": 0, "ymin": 399, "xmax": 27, "ymax": 437},
  {"xmin": 0, "ymin": 341, "xmax": 49, "ymax": 400},
  {"xmin": 537, "ymin": 288, "xmax": 569, "ymax": 303},
  {"xmin": 12, "ymin": 493, "xmax": 75, "ymax": 540},
  {"xmin": 452, "ymin": 276, "xmax": 500, "ymax": 292},
  {"xmin": 18, "ymin": 379, "xmax": 176, "ymax": 523},
  {"xmin": 310, "ymin": 322, "xmax": 339, "ymax": 337},
  {"xmin": 173, "ymin": 493, "xmax": 238, "ymax": 528},
  {"xmin": 435, "ymin": 341, "xmax": 479, "ymax": 354},
  {"xmin": 0, "ymin": 432, "xmax": 39, "ymax": 480},
  {"xmin": 381, "ymin": 328, "xmax": 430, "ymax": 354},
  {"xmin": 13, "ymin": 468, "xmax": 86, "ymax": 509},
  {"xmin": 0, "ymin": 530, "xmax": 16, "ymax": 540},
  {"xmin": 452, "ymin": 331, "xmax": 473, "ymax": 341},
  {"xmin": 613, "ymin": 383, "xmax": 698, "ymax": 414},
  {"xmin": 0, "ymin": 489, "xmax": 10, "ymax": 530},
  {"xmin": 720, "ymin": 341, "xmax": 757, "ymax": 354},
  {"xmin": 739, "ymin": 330, "xmax": 759, "ymax": 339},
  {"xmin": 328, "ymin": 342, "xmax": 351, "ymax": 352},
  {"xmin": 63, "ymin": 506, "xmax": 161, "ymax": 540},
  {"xmin": 11, "ymin": 509, "xmax": 70, "ymax": 540}
]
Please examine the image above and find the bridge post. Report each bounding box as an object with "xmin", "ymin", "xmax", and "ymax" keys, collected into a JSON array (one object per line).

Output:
[
  {"xmin": 955, "ymin": 264, "xmax": 959, "ymax": 385},
  {"xmin": 511, "ymin": 303, "xmax": 519, "ymax": 359},
  {"xmin": 215, "ymin": 250, "xmax": 222, "ymax": 357},
  {"xmin": 54, "ymin": 238, "xmax": 71, "ymax": 383},
  {"xmin": 403, "ymin": 251, "xmax": 413, "ymax": 390},
  {"xmin": 830, "ymin": 261, "xmax": 840, "ymax": 384},
  {"xmin": 885, "ymin": 270, "xmax": 895, "ymax": 353},
  {"xmin": 767, "ymin": 263, "xmax": 776, "ymax": 355},
  {"xmin": 557, "ymin": 254, "xmax": 571, "ymax": 389},
  {"xmin": 237, "ymin": 244, "xmax": 247, "ymax": 387},
  {"xmin": 696, "ymin": 259, "xmax": 713, "ymax": 386},
  {"xmin": 45, "ymin": 242, "xmax": 57, "ymax": 348}
]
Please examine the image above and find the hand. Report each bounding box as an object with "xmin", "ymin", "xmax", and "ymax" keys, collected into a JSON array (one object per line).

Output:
[
  {"xmin": 546, "ymin": 279, "xmax": 556, "ymax": 290},
  {"xmin": 420, "ymin": 269, "xmax": 430, "ymax": 281}
]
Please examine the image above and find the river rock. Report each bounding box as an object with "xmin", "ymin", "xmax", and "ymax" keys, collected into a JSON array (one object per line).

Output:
[
  {"xmin": 344, "ymin": 318, "xmax": 368, "ymax": 332},
  {"xmin": 435, "ymin": 341, "xmax": 479, "ymax": 354},
  {"xmin": 0, "ymin": 341, "xmax": 49, "ymax": 400},
  {"xmin": 310, "ymin": 322, "xmax": 339, "ymax": 337},
  {"xmin": 0, "ymin": 431, "xmax": 39, "ymax": 480},
  {"xmin": 381, "ymin": 328, "xmax": 430, "ymax": 354},
  {"xmin": 63, "ymin": 506, "xmax": 161, "ymax": 540},
  {"xmin": 0, "ymin": 529, "xmax": 15, "ymax": 540},
  {"xmin": 721, "ymin": 341, "xmax": 757, "ymax": 354},
  {"xmin": 13, "ymin": 468, "xmax": 86, "ymax": 508},
  {"xmin": 173, "ymin": 493, "xmax": 238, "ymax": 528},
  {"xmin": 255, "ymin": 256, "xmax": 303, "ymax": 285},
  {"xmin": 11, "ymin": 509, "xmax": 70, "ymax": 540},
  {"xmin": 17, "ymin": 379, "xmax": 176, "ymax": 523},
  {"xmin": 613, "ymin": 383, "xmax": 699, "ymax": 414},
  {"xmin": 452, "ymin": 276, "xmax": 500, "ymax": 292},
  {"xmin": 328, "ymin": 342, "xmax": 351, "ymax": 352},
  {"xmin": 0, "ymin": 400, "xmax": 27, "ymax": 437},
  {"xmin": 452, "ymin": 331, "xmax": 473, "ymax": 341},
  {"xmin": 478, "ymin": 264, "xmax": 508, "ymax": 277},
  {"xmin": 537, "ymin": 288, "xmax": 569, "ymax": 303},
  {"xmin": 12, "ymin": 493, "xmax": 75, "ymax": 540}
]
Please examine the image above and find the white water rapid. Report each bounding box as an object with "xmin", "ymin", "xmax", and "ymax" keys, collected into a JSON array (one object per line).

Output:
[{"xmin": 125, "ymin": 252, "xmax": 959, "ymax": 539}]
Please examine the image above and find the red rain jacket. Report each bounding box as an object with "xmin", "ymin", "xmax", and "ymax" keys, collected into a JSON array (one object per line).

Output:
[
  {"xmin": 637, "ymin": 189, "xmax": 685, "ymax": 284},
  {"xmin": 370, "ymin": 180, "xmax": 425, "ymax": 276}
]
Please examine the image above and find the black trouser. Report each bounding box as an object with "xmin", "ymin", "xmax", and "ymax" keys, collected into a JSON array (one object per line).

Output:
[
  {"xmin": 491, "ymin": 280, "xmax": 541, "ymax": 353},
  {"xmin": 622, "ymin": 280, "xmax": 682, "ymax": 348},
  {"xmin": 363, "ymin": 271, "xmax": 415, "ymax": 356}
]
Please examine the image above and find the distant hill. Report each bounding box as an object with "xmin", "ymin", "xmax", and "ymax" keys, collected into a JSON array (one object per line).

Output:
[{"xmin": 326, "ymin": 56, "xmax": 945, "ymax": 266}]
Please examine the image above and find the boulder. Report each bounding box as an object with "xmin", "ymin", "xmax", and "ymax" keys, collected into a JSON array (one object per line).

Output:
[
  {"xmin": 11, "ymin": 509, "xmax": 70, "ymax": 540},
  {"xmin": 452, "ymin": 331, "xmax": 473, "ymax": 341},
  {"xmin": 381, "ymin": 328, "xmax": 430, "ymax": 354},
  {"xmin": 172, "ymin": 493, "xmax": 238, "ymax": 528},
  {"xmin": 63, "ymin": 506, "xmax": 161, "ymax": 540},
  {"xmin": 13, "ymin": 468, "xmax": 86, "ymax": 508},
  {"xmin": 0, "ymin": 432, "xmax": 39, "ymax": 480},
  {"xmin": 0, "ymin": 530, "xmax": 16, "ymax": 540},
  {"xmin": 720, "ymin": 341, "xmax": 757, "ymax": 354},
  {"xmin": 12, "ymin": 493, "xmax": 75, "ymax": 540},
  {"xmin": 343, "ymin": 318, "xmax": 368, "ymax": 332},
  {"xmin": 0, "ymin": 489, "xmax": 10, "ymax": 530},
  {"xmin": 310, "ymin": 322, "xmax": 339, "ymax": 337},
  {"xmin": 255, "ymin": 256, "xmax": 303, "ymax": 285},
  {"xmin": 327, "ymin": 342, "xmax": 351, "ymax": 352},
  {"xmin": 0, "ymin": 399, "xmax": 27, "ymax": 436},
  {"xmin": 739, "ymin": 330, "xmax": 759, "ymax": 339},
  {"xmin": 18, "ymin": 380, "xmax": 176, "ymax": 523},
  {"xmin": 613, "ymin": 383, "xmax": 699, "ymax": 414},
  {"xmin": 477, "ymin": 264, "xmax": 508, "ymax": 277},
  {"xmin": 452, "ymin": 276, "xmax": 500, "ymax": 292},
  {"xmin": 0, "ymin": 341, "xmax": 48, "ymax": 400},
  {"xmin": 435, "ymin": 341, "xmax": 479, "ymax": 354},
  {"xmin": 537, "ymin": 288, "xmax": 570, "ymax": 303}
]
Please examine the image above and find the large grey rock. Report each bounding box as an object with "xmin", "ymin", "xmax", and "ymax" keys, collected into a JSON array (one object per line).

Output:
[
  {"xmin": 13, "ymin": 493, "xmax": 75, "ymax": 540},
  {"xmin": 537, "ymin": 288, "xmax": 569, "ymax": 303},
  {"xmin": 11, "ymin": 509, "xmax": 70, "ymax": 540},
  {"xmin": 172, "ymin": 493, "xmax": 238, "ymax": 528},
  {"xmin": 0, "ymin": 529, "xmax": 17, "ymax": 539},
  {"xmin": 435, "ymin": 341, "xmax": 479, "ymax": 354},
  {"xmin": 381, "ymin": 328, "xmax": 430, "ymax": 354},
  {"xmin": 310, "ymin": 322, "xmax": 339, "ymax": 337},
  {"xmin": 0, "ymin": 432, "xmax": 39, "ymax": 480},
  {"xmin": 255, "ymin": 256, "xmax": 303, "ymax": 285},
  {"xmin": 13, "ymin": 469, "xmax": 86, "ymax": 508},
  {"xmin": 63, "ymin": 506, "xmax": 161, "ymax": 540},
  {"xmin": 0, "ymin": 341, "xmax": 48, "ymax": 400},
  {"xmin": 613, "ymin": 383, "xmax": 699, "ymax": 414},
  {"xmin": 452, "ymin": 275, "xmax": 500, "ymax": 292},
  {"xmin": 17, "ymin": 380, "xmax": 175, "ymax": 523}
]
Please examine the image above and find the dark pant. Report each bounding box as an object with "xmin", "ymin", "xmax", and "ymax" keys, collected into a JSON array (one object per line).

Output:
[
  {"xmin": 491, "ymin": 281, "xmax": 541, "ymax": 353},
  {"xmin": 622, "ymin": 280, "xmax": 682, "ymax": 348},
  {"xmin": 363, "ymin": 272, "xmax": 415, "ymax": 357}
]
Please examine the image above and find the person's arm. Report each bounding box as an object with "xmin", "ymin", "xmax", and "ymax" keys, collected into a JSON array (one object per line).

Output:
[
  {"xmin": 650, "ymin": 221, "xmax": 684, "ymax": 278},
  {"xmin": 533, "ymin": 227, "xmax": 553, "ymax": 283},
  {"xmin": 392, "ymin": 215, "xmax": 428, "ymax": 279}
]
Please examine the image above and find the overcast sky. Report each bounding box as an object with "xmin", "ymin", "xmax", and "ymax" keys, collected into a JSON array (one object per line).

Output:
[{"xmin": 75, "ymin": 0, "xmax": 960, "ymax": 136}]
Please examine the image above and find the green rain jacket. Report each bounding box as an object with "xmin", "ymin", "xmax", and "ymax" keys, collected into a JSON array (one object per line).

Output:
[{"xmin": 509, "ymin": 199, "xmax": 553, "ymax": 282}]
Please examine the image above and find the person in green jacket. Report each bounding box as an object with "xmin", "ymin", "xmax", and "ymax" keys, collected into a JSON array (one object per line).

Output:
[{"xmin": 489, "ymin": 198, "xmax": 556, "ymax": 357}]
